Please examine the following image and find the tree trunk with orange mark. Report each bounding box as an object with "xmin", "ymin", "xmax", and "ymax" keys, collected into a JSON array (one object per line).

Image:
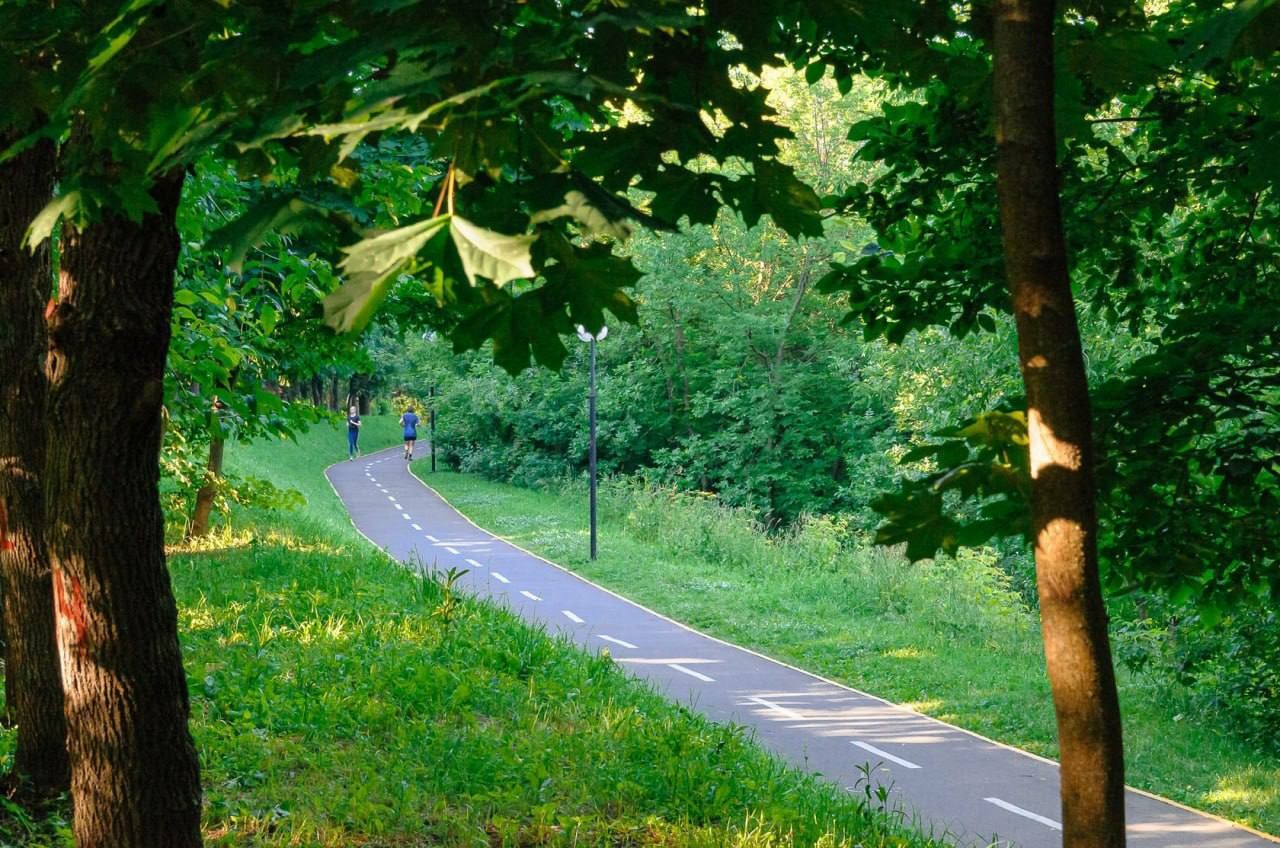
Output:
[
  {"xmin": 0, "ymin": 135, "xmax": 69, "ymax": 795},
  {"xmin": 45, "ymin": 170, "xmax": 202, "ymax": 847},
  {"xmin": 992, "ymin": 2, "xmax": 1126, "ymax": 846}
]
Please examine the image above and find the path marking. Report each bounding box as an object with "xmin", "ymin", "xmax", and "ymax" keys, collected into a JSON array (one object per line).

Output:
[
  {"xmin": 562, "ymin": 610, "xmax": 584, "ymax": 624},
  {"xmin": 401, "ymin": 513, "xmax": 411, "ymax": 520},
  {"xmin": 851, "ymin": 741, "xmax": 921, "ymax": 770},
  {"xmin": 444, "ymin": 546, "xmax": 460, "ymax": 555},
  {"xmin": 386, "ymin": 495, "xmax": 395, "ymax": 501},
  {"xmin": 747, "ymin": 695, "xmax": 806, "ymax": 722},
  {"xmin": 492, "ymin": 572, "xmax": 510, "ymax": 584},
  {"xmin": 433, "ymin": 540, "xmax": 490, "ymax": 547},
  {"xmin": 425, "ymin": 534, "xmax": 438, "ymax": 542},
  {"xmin": 466, "ymin": 558, "xmax": 484, "ymax": 568},
  {"xmin": 598, "ymin": 634, "xmax": 638, "ymax": 649},
  {"xmin": 669, "ymin": 663, "xmax": 715, "ymax": 683},
  {"xmin": 520, "ymin": 590, "xmax": 541, "ymax": 601},
  {"xmin": 411, "ymin": 523, "xmax": 422, "ymax": 531},
  {"xmin": 984, "ymin": 798, "xmax": 1061, "ymax": 831}
]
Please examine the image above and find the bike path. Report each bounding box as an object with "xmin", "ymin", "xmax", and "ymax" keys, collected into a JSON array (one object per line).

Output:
[{"xmin": 327, "ymin": 448, "xmax": 1276, "ymax": 848}]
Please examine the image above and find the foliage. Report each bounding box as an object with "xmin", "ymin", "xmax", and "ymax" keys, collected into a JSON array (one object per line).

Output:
[
  {"xmin": 798, "ymin": 1, "xmax": 1280, "ymax": 612},
  {"xmin": 3, "ymin": 0, "xmax": 833, "ymax": 382}
]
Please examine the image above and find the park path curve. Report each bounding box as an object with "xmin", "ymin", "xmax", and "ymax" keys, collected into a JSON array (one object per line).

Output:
[{"xmin": 328, "ymin": 448, "xmax": 1276, "ymax": 848}]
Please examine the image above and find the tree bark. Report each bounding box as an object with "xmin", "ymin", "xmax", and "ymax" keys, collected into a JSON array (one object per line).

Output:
[
  {"xmin": 0, "ymin": 136, "xmax": 69, "ymax": 795},
  {"xmin": 187, "ymin": 435, "xmax": 225, "ymax": 539},
  {"xmin": 992, "ymin": 3, "xmax": 1126, "ymax": 846},
  {"xmin": 45, "ymin": 171, "xmax": 202, "ymax": 847}
]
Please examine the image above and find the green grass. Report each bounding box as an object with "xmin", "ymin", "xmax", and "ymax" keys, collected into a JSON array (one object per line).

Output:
[
  {"xmin": 0, "ymin": 417, "xmax": 950, "ymax": 848},
  {"xmin": 414, "ymin": 470, "xmax": 1280, "ymax": 837}
]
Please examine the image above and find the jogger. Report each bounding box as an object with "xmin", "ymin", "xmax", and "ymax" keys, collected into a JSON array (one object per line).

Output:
[{"xmin": 400, "ymin": 407, "xmax": 419, "ymax": 460}]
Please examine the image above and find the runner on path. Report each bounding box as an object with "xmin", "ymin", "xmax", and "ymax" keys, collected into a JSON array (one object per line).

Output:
[
  {"xmin": 346, "ymin": 405, "xmax": 362, "ymax": 460},
  {"xmin": 400, "ymin": 407, "xmax": 419, "ymax": 460}
]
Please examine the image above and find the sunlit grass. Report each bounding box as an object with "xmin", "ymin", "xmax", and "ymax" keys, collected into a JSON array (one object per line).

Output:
[{"xmin": 419, "ymin": 470, "xmax": 1280, "ymax": 836}]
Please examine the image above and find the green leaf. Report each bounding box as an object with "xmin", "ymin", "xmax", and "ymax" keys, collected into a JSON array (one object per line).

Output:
[
  {"xmin": 260, "ymin": 304, "xmax": 280, "ymax": 336},
  {"xmin": 324, "ymin": 215, "xmax": 450, "ymax": 333},
  {"xmin": 449, "ymin": 215, "xmax": 537, "ymax": 287},
  {"xmin": 529, "ymin": 190, "xmax": 635, "ymax": 240},
  {"xmin": 206, "ymin": 194, "xmax": 308, "ymax": 274},
  {"xmin": 24, "ymin": 192, "xmax": 81, "ymax": 250},
  {"xmin": 751, "ymin": 159, "xmax": 824, "ymax": 239}
]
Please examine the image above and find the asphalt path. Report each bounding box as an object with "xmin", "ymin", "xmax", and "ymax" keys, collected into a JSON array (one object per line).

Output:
[{"xmin": 328, "ymin": 447, "xmax": 1276, "ymax": 848}]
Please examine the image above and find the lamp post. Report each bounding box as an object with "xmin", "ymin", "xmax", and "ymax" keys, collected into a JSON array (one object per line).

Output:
[{"xmin": 576, "ymin": 324, "xmax": 607, "ymax": 560}]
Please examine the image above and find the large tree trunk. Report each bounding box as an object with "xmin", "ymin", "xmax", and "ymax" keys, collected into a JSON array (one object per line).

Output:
[
  {"xmin": 0, "ymin": 136, "xmax": 69, "ymax": 795},
  {"xmin": 992, "ymin": 3, "xmax": 1126, "ymax": 846},
  {"xmin": 45, "ymin": 171, "xmax": 202, "ymax": 847},
  {"xmin": 187, "ymin": 435, "xmax": 225, "ymax": 539}
]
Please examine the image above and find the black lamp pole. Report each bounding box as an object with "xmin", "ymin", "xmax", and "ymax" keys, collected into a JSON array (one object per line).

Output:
[
  {"xmin": 588, "ymin": 337, "xmax": 598, "ymax": 560},
  {"xmin": 577, "ymin": 324, "xmax": 606, "ymax": 561}
]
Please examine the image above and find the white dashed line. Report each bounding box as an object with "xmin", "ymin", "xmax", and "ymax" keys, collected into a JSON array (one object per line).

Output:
[
  {"xmin": 984, "ymin": 798, "xmax": 1061, "ymax": 830},
  {"xmin": 401, "ymin": 513, "xmax": 411, "ymax": 520},
  {"xmin": 491, "ymin": 572, "xmax": 510, "ymax": 584},
  {"xmin": 747, "ymin": 695, "xmax": 806, "ymax": 721},
  {"xmin": 562, "ymin": 610, "xmax": 584, "ymax": 624},
  {"xmin": 444, "ymin": 546, "xmax": 459, "ymax": 555},
  {"xmin": 411, "ymin": 523, "xmax": 422, "ymax": 530},
  {"xmin": 386, "ymin": 495, "xmax": 395, "ymax": 501},
  {"xmin": 466, "ymin": 558, "xmax": 484, "ymax": 568},
  {"xmin": 425, "ymin": 534, "xmax": 438, "ymax": 542},
  {"xmin": 668, "ymin": 663, "xmax": 715, "ymax": 683},
  {"xmin": 598, "ymin": 634, "xmax": 638, "ymax": 649},
  {"xmin": 520, "ymin": 590, "xmax": 541, "ymax": 601},
  {"xmin": 851, "ymin": 741, "xmax": 921, "ymax": 770}
]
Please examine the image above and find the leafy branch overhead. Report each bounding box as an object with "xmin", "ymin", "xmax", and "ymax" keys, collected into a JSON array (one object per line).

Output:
[{"xmin": 5, "ymin": 1, "xmax": 832, "ymax": 376}]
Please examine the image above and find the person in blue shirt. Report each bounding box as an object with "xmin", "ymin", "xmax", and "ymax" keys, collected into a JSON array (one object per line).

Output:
[
  {"xmin": 400, "ymin": 407, "xmax": 420, "ymax": 460},
  {"xmin": 346, "ymin": 405, "xmax": 361, "ymax": 460}
]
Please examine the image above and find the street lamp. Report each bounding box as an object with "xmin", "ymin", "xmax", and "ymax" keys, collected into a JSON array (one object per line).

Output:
[{"xmin": 575, "ymin": 323, "xmax": 607, "ymax": 560}]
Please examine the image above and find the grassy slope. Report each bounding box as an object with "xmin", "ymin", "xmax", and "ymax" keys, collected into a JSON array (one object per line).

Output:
[
  {"xmin": 191, "ymin": 419, "xmax": 943, "ymax": 846},
  {"xmin": 415, "ymin": 471, "xmax": 1279, "ymax": 836},
  {"xmin": 0, "ymin": 417, "xmax": 944, "ymax": 847}
]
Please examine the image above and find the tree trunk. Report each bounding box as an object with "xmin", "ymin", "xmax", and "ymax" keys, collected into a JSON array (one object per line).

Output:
[
  {"xmin": 0, "ymin": 136, "xmax": 69, "ymax": 795},
  {"xmin": 992, "ymin": 3, "xmax": 1126, "ymax": 846},
  {"xmin": 187, "ymin": 435, "xmax": 225, "ymax": 539},
  {"xmin": 45, "ymin": 171, "xmax": 202, "ymax": 847},
  {"xmin": 359, "ymin": 394, "xmax": 370, "ymax": 415},
  {"xmin": 330, "ymin": 373, "xmax": 339, "ymax": 411}
]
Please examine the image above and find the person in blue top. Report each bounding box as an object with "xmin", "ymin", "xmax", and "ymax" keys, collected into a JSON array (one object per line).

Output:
[
  {"xmin": 346, "ymin": 405, "xmax": 361, "ymax": 460},
  {"xmin": 399, "ymin": 406, "xmax": 420, "ymax": 460}
]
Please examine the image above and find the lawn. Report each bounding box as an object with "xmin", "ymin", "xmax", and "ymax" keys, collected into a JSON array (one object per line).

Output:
[
  {"xmin": 415, "ymin": 469, "xmax": 1280, "ymax": 837},
  {"xmin": 0, "ymin": 416, "xmax": 953, "ymax": 848}
]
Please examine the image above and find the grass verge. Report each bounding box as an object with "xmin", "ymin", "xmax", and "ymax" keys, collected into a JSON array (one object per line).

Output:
[
  {"xmin": 0, "ymin": 418, "xmax": 946, "ymax": 848},
  {"xmin": 414, "ymin": 470, "xmax": 1280, "ymax": 837}
]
